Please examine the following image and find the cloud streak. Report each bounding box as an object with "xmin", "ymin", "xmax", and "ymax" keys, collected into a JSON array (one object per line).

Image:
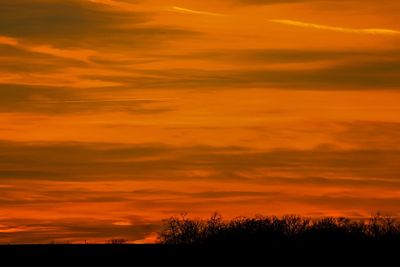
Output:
[
  {"xmin": 231, "ymin": 0, "xmax": 315, "ymax": 5},
  {"xmin": 169, "ymin": 6, "xmax": 225, "ymax": 16},
  {"xmin": 0, "ymin": 35, "xmax": 93, "ymax": 62},
  {"xmin": 269, "ymin": 19, "xmax": 400, "ymax": 36}
]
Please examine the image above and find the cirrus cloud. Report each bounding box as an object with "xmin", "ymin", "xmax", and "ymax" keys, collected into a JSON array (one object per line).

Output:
[{"xmin": 269, "ymin": 19, "xmax": 400, "ymax": 36}]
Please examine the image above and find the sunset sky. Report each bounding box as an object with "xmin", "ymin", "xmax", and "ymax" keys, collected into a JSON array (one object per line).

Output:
[{"xmin": 1, "ymin": 0, "xmax": 400, "ymax": 244}]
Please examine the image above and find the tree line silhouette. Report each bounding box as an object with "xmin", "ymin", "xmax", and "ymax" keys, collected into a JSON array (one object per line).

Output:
[{"xmin": 158, "ymin": 213, "xmax": 400, "ymax": 246}]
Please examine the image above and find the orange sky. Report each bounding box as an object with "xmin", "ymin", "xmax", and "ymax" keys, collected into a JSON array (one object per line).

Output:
[{"xmin": 0, "ymin": 0, "xmax": 400, "ymax": 244}]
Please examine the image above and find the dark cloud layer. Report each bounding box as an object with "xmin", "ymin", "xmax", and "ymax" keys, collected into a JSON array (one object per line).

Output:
[
  {"xmin": 176, "ymin": 49, "xmax": 400, "ymax": 64},
  {"xmin": 0, "ymin": 140, "xmax": 399, "ymax": 183},
  {"xmin": 0, "ymin": 0, "xmax": 196, "ymax": 48},
  {"xmin": 86, "ymin": 53, "xmax": 400, "ymax": 90},
  {"xmin": 229, "ymin": 0, "xmax": 395, "ymax": 5},
  {"xmin": 0, "ymin": 84, "xmax": 172, "ymax": 114},
  {"xmin": 337, "ymin": 121, "xmax": 400, "ymax": 149},
  {"xmin": 0, "ymin": 44, "xmax": 87, "ymax": 73}
]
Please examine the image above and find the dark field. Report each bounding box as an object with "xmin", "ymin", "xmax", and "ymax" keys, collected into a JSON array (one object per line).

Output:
[
  {"xmin": 2, "ymin": 215, "xmax": 400, "ymax": 264},
  {"xmin": 0, "ymin": 243, "xmax": 398, "ymax": 265}
]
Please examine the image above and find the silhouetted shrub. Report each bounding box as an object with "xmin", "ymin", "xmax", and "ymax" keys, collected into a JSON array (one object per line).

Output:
[{"xmin": 158, "ymin": 213, "xmax": 400, "ymax": 246}]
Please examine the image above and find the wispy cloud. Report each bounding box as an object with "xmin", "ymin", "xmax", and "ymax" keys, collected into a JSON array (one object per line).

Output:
[
  {"xmin": 269, "ymin": 19, "xmax": 400, "ymax": 36},
  {"xmin": 169, "ymin": 6, "xmax": 225, "ymax": 17},
  {"xmin": 39, "ymin": 98, "xmax": 171, "ymax": 104},
  {"xmin": 0, "ymin": 35, "xmax": 93, "ymax": 62},
  {"xmin": 0, "ymin": 36, "xmax": 18, "ymax": 46},
  {"xmin": 88, "ymin": 0, "xmax": 138, "ymax": 11}
]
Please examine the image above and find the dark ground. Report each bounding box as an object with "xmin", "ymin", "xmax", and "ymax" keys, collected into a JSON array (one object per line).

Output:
[{"xmin": 0, "ymin": 243, "xmax": 398, "ymax": 265}]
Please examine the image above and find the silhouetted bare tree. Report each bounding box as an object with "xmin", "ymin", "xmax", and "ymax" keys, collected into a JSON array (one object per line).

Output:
[{"xmin": 158, "ymin": 213, "xmax": 400, "ymax": 246}]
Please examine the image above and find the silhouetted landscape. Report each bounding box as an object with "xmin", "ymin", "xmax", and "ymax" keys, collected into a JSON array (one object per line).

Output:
[
  {"xmin": 1, "ymin": 214, "xmax": 399, "ymax": 264},
  {"xmin": 159, "ymin": 213, "xmax": 400, "ymax": 245}
]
